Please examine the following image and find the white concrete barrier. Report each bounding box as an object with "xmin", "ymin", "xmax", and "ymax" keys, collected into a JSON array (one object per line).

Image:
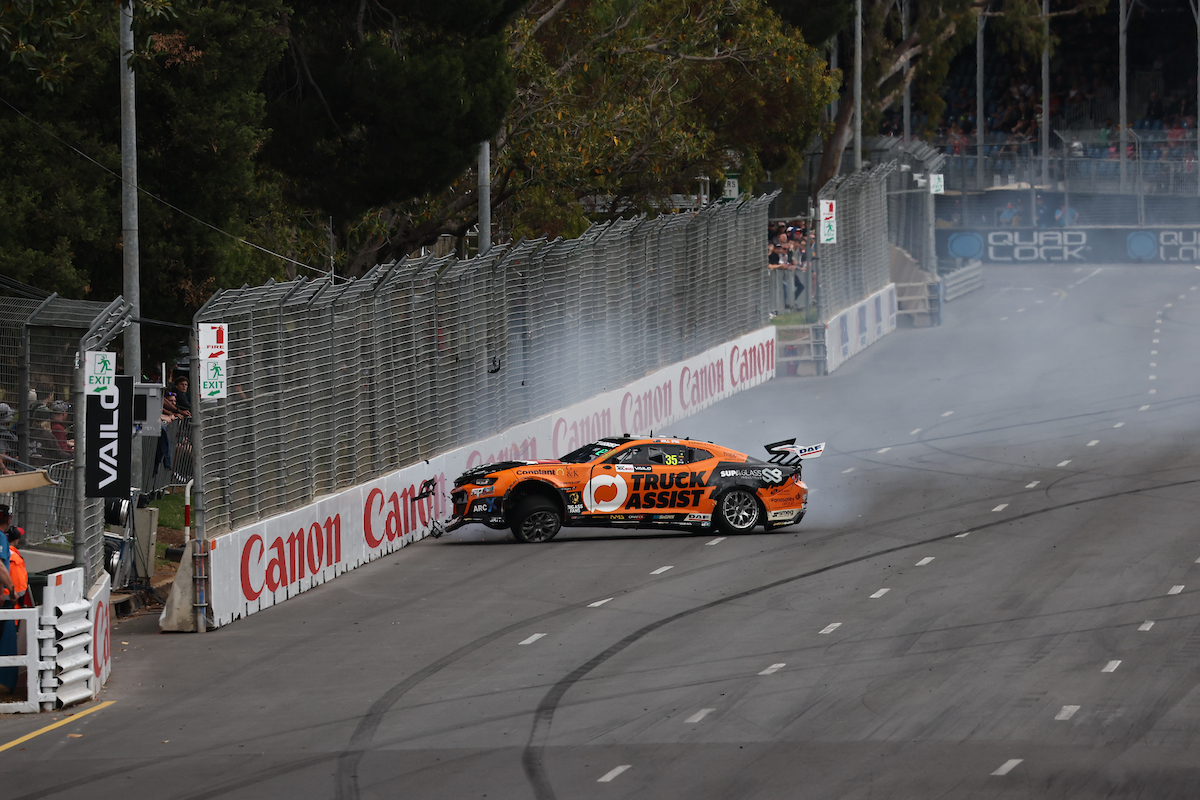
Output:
[{"xmin": 823, "ymin": 284, "xmax": 897, "ymax": 373}]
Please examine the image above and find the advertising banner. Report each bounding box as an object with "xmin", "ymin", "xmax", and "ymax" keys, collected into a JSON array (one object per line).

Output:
[
  {"xmin": 938, "ymin": 227, "xmax": 1200, "ymax": 264},
  {"xmin": 85, "ymin": 375, "xmax": 132, "ymax": 498},
  {"xmin": 206, "ymin": 326, "xmax": 776, "ymax": 627},
  {"xmin": 823, "ymin": 284, "xmax": 897, "ymax": 374}
]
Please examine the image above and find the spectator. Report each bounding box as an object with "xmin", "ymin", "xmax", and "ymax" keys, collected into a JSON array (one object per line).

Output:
[
  {"xmin": 172, "ymin": 376, "xmax": 192, "ymax": 415},
  {"xmin": 2, "ymin": 526, "xmax": 29, "ymax": 609},
  {"xmin": 1035, "ymin": 195, "xmax": 1051, "ymax": 228},
  {"xmin": 1055, "ymin": 201, "xmax": 1079, "ymax": 227},
  {"xmin": 1146, "ymin": 91, "xmax": 1164, "ymax": 123},
  {"xmin": 48, "ymin": 400, "xmax": 73, "ymax": 458},
  {"xmin": 769, "ymin": 245, "xmax": 795, "ymax": 313},
  {"xmin": 0, "ymin": 505, "xmax": 16, "ymax": 694},
  {"xmin": 28, "ymin": 406, "xmax": 57, "ymax": 466}
]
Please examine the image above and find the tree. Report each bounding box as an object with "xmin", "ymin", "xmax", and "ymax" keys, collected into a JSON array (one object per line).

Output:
[
  {"xmin": 0, "ymin": 1, "xmax": 295, "ymax": 364},
  {"xmin": 338, "ymin": 0, "xmax": 838, "ymax": 268},
  {"xmin": 259, "ymin": 0, "xmax": 526, "ymax": 224}
]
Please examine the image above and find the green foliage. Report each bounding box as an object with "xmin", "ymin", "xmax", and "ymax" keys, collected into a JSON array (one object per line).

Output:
[
  {"xmin": 349, "ymin": 0, "xmax": 838, "ymax": 258},
  {"xmin": 0, "ymin": 1, "xmax": 294, "ymax": 365},
  {"xmin": 260, "ymin": 0, "xmax": 523, "ymax": 222}
]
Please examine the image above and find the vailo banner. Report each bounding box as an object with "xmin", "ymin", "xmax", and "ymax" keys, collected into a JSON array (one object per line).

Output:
[{"xmin": 205, "ymin": 326, "xmax": 776, "ymax": 627}]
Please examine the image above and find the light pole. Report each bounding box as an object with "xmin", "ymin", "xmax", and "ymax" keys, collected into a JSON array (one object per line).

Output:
[
  {"xmin": 1040, "ymin": 0, "xmax": 1050, "ymax": 186},
  {"xmin": 119, "ymin": 0, "xmax": 142, "ymax": 486},
  {"xmin": 1120, "ymin": 0, "xmax": 1128, "ymax": 192},
  {"xmin": 478, "ymin": 141, "xmax": 491, "ymax": 254},
  {"xmin": 854, "ymin": 0, "xmax": 863, "ymax": 172},
  {"xmin": 902, "ymin": 0, "xmax": 911, "ymax": 143},
  {"xmin": 977, "ymin": 11, "xmax": 986, "ymax": 190}
]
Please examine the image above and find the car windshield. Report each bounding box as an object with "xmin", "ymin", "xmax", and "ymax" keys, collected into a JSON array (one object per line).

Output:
[{"xmin": 559, "ymin": 439, "xmax": 632, "ymax": 463}]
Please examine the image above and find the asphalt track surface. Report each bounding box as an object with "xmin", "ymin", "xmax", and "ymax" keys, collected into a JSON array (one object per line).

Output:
[{"xmin": 5, "ymin": 264, "xmax": 1200, "ymax": 799}]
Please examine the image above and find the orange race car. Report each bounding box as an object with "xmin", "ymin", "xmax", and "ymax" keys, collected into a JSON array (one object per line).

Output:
[{"xmin": 447, "ymin": 437, "xmax": 824, "ymax": 542}]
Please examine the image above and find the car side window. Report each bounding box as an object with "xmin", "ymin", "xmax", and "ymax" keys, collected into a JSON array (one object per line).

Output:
[
  {"xmin": 608, "ymin": 445, "xmax": 650, "ymax": 464},
  {"xmin": 647, "ymin": 444, "xmax": 688, "ymax": 466},
  {"xmin": 687, "ymin": 447, "xmax": 714, "ymax": 463}
]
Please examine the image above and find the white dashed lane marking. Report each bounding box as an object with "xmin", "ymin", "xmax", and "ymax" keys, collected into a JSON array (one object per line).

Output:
[
  {"xmin": 519, "ymin": 633, "xmax": 546, "ymax": 645},
  {"xmin": 941, "ymin": 411, "xmax": 954, "ymax": 417},
  {"xmin": 685, "ymin": 708, "xmax": 715, "ymax": 723},
  {"xmin": 650, "ymin": 566, "xmax": 674, "ymax": 575},
  {"xmin": 910, "ymin": 428, "xmax": 922, "ymax": 435},
  {"xmin": 705, "ymin": 537, "xmax": 725, "ymax": 546},
  {"xmin": 870, "ymin": 588, "xmax": 890, "ymax": 598},
  {"xmin": 1140, "ymin": 405, "xmax": 1151, "ymax": 411},
  {"xmin": 877, "ymin": 447, "xmax": 892, "ymax": 454},
  {"xmin": 588, "ymin": 598, "xmax": 613, "ymax": 607},
  {"xmin": 1026, "ymin": 481, "xmax": 1040, "ymax": 488},
  {"xmin": 1153, "ymin": 339, "xmax": 1159, "ymax": 343},
  {"xmin": 1000, "ymin": 316, "xmax": 1008, "ymax": 321},
  {"xmin": 916, "ymin": 557, "xmax": 935, "ymax": 566},
  {"xmin": 1057, "ymin": 460, "xmax": 1071, "ymax": 467},
  {"xmin": 1151, "ymin": 350, "xmax": 1157, "ymax": 354},
  {"xmin": 842, "ymin": 468, "xmax": 855, "ymax": 474},
  {"xmin": 597, "ymin": 765, "xmax": 631, "ymax": 783},
  {"xmin": 759, "ymin": 663, "xmax": 786, "ymax": 675},
  {"xmin": 993, "ymin": 503, "xmax": 1009, "ymax": 512},
  {"xmin": 992, "ymin": 759, "xmax": 1024, "ymax": 776},
  {"xmin": 955, "ymin": 531, "xmax": 970, "ymax": 538},
  {"xmin": 1169, "ymin": 585, "xmax": 1184, "ymax": 595},
  {"xmin": 1056, "ymin": 706, "xmax": 1080, "ymax": 721},
  {"xmin": 1139, "ymin": 621, "xmax": 1155, "ymax": 631},
  {"xmin": 1113, "ymin": 422, "xmax": 1124, "ymax": 428},
  {"xmin": 1150, "ymin": 375, "xmax": 1157, "ymax": 380},
  {"xmin": 1150, "ymin": 389, "xmax": 1157, "ymax": 394},
  {"xmin": 1102, "ymin": 660, "xmax": 1121, "ymax": 673},
  {"xmin": 1150, "ymin": 362, "xmax": 1157, "ymax": 367},
  {"xmin": 1017, "ymin": 308, "xmax": 1026, "ymax": 313},
  {"xmin": 819, "ymin": 623, "xmax": 842, "ymax": 634}
]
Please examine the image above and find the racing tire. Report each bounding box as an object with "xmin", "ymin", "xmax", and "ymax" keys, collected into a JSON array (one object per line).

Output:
[
  {"xmin": 714, "ymin": 489, "xmax": 762, "ymax": 534},
  {"xmin": 510, "ymin": 496, "xmax": 562, "ymax": 543}
]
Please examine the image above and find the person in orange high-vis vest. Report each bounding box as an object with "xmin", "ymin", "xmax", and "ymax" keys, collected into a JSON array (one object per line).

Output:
[{"xmin": 4, "ymin": 527, "xmax": 29, "ymax": 608}]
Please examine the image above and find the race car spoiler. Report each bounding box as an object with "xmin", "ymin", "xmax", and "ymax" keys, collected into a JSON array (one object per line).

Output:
[{"xmin": 764, "ymin": 439, "xmax": 825, "ymax": 466}]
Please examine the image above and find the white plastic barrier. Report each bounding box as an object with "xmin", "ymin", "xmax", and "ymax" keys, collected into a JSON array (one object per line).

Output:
[
  {"xmin": 823, "ymin": 284, "xmax": 897, "ymax": 374},
  {"xmin": 0, "ymin": 568, "xmax": 113, "ymax": 713},
  {"xmin": 204, "ymin": 326, "xmax": 777, "ymax": 628}
]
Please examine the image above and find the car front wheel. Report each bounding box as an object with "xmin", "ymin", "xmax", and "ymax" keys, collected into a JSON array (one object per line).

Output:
[
  {"xmin": 715, "ymin": 489, "xmax": 761, "ymax": 534},
  {"xmin": 511, "ymin": 496, "xmax": 563, "ymax": 543}
]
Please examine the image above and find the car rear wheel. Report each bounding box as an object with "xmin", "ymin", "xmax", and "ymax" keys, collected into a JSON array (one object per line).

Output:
[
  {"xmin": 715, "ymin": 489, "xmax": 761, "ymax": 534},
  {"xmin": 511, "ymin": 496, "xmax": 562, "ymax": 543}
]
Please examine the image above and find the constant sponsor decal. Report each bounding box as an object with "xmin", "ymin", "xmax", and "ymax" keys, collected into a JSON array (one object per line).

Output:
[
  {"xmin": 685, "ymin": 513, "xmax": 712, "ymax": 523},
  {"xmin": 768, "ymin": 509, "xmax": 801, "ymax": 521},
  {"xmin": 470, "ymin": 487, "xmax": 493, "ymax": 498}
]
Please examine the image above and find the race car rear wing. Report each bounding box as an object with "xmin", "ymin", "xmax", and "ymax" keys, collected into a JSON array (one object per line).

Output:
[{"xmin": 764, "ymin": 439, "xmax": 825, "ymax": 466}]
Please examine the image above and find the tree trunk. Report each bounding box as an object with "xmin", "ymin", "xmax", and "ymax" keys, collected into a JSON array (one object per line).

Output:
[{"xmin": 816, "ymin": 91, "xmax": 856, "ymax": 190}]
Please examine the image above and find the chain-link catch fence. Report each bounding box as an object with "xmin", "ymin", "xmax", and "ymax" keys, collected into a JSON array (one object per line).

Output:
[{"xmin": 196, "ymin": 197, "xmax": 774, "ymax": 536}]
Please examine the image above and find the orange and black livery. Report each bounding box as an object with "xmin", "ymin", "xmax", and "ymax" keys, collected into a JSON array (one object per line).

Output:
[{"xmin": 448, "ymin": 437, "xmax": 824, "ymax": 542}]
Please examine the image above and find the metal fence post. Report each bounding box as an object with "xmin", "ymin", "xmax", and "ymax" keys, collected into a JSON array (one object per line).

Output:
[{"xmin": 187, "ymin": 328, "xmax": 206, "ymax": 633}]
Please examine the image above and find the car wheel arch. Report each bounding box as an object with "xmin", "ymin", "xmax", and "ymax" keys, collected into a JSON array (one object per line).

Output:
[{"xmin": 503, "ymin": 480, "xmax": 566, "ymax": 519}]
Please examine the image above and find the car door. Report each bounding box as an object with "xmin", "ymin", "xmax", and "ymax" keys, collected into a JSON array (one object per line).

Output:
[
  {"xmin": 583, "ymin": 444, "xmax": 648, "ymax": 520},
  {"xmin": 634, "ymin": 443, "xmax": 709, "ymax": 513}
]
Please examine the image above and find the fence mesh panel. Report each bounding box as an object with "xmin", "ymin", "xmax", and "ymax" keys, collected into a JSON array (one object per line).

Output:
[
  {"xmin": 816, "ymin": 164, "xmax": 895, "ymax": 319},
  {"xmin": 0, "ymin": 296, "xmax": 122, "ymax": 586},
  {"xmin": 197, "ymin": 198, "xmax": 773, "ymax": 535}
]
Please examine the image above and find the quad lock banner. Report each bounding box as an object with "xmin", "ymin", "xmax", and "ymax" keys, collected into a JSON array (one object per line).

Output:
[{"xmin": 937, "ymin": 227, "xmax": 1200, "ymax": 264}]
